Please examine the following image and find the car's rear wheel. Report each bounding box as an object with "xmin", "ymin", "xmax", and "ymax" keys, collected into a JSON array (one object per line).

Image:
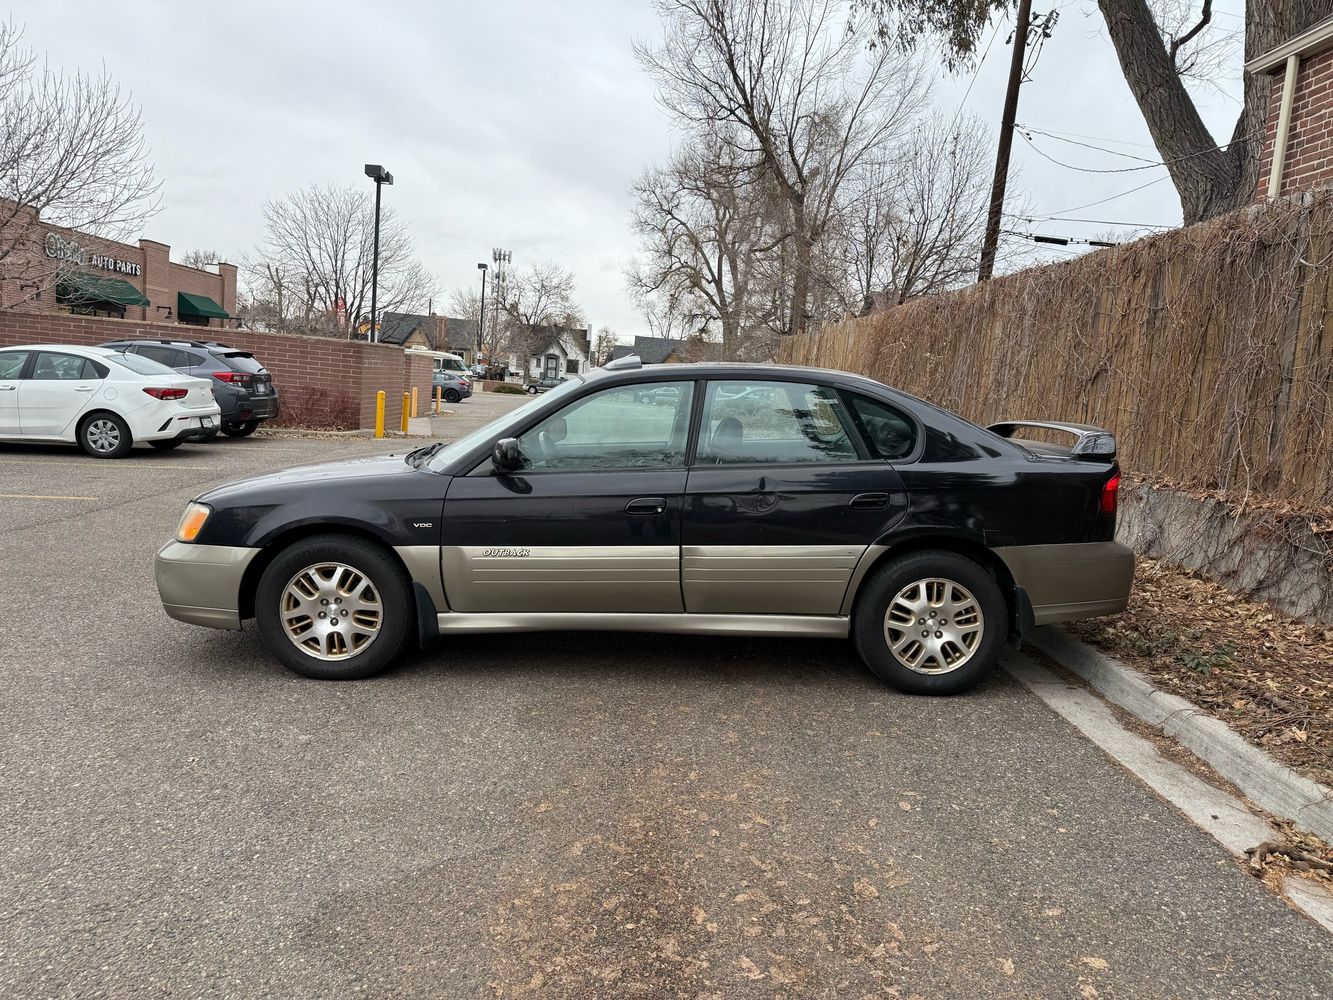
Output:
[
  {"xmin": 525, "ymin": 385, "xmax": 537, "ymax": 394},
  {"xmin": 255, "ymin": 535, "xmax": 414, "ymax": 680},
  {"xmin": 853, "ymin": 550, "xmax": 1007, "ymax": 695},
  {"xmin": 222, "ymin": 420, "xmax": 259, "ymax": 438},
  {"xmin": 149, "ymin": 439, "xmax": 184, "ymax": 451},
  {"xmin": 78, "ymin": 412, "xmax": 132, "ymax": 459},
  {"xmin": 444, "ymin": 388, "xmax": 461, "ymax": 403}
]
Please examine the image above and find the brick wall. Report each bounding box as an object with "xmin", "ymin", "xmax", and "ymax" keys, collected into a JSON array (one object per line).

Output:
[
  {"xmin": 0, "ymin": 311, "xmax": 432, "ymax": 431},
  {"xmin": 1257, "ymin": 47, "xmax": 1333, "ymax": 199}
]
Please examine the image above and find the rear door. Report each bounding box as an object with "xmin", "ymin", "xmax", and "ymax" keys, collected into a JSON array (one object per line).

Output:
[
  {"xmin": 681, "ymin": 378, "xmax": 909, "ymax": 615},
  {"xmin": 439, "ymin": 379, "xmax": 696, "ymax": 613},
  {"xmin": 18, "ymin": 352, "xmax": 106, "ymax": 437},
  {"xmin": 0, "ymin": 350, "xmax": 30, "ymax": 435}
]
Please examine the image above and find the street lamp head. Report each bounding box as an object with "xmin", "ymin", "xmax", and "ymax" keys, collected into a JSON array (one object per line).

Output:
[
  {"xmin": 364, "ymin": 163, "xmax": 393, "ymax": 185},
  {"xmin": 477, "ymin": 262, "xmax": 488, "ymax": 272}
]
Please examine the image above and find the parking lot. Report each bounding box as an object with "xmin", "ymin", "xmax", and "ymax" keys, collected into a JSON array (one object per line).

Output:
[{"xmin": 2, "ymin": 397, "xmax": 1331, "ymax": 999}]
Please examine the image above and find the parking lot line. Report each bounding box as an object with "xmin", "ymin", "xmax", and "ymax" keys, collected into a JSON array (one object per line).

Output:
[
  {"xmin": 0, "ymin": 459, "xmax": 225, "ymax": 471},
  {"xmin": 0, "ymin": 493, "xmax": 99, "ymax": 500}
]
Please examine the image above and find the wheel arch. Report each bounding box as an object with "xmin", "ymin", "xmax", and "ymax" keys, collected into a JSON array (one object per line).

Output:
[
  {"xmin": 841, "ymin": 534, "xmax": 1020, "ymax": 633},
  {"xmin": 237, "ymin": 523, "xmax": 414, "ymax": 621}
]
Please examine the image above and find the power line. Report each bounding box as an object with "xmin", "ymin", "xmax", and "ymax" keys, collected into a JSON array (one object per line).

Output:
[
  {"xmin": 1019, "ymin": 125, "xmax": 1161, "ymax": 163},
  {"xmin": 1003, "ymin": 228, "xmax": 1118, "ymax": 248},
  {"xmin": 1047, "ymin": 175, "xmax": 1172, "ymax": 215},
  {"xmin": 950, "ymin": 18, "xmax": 1004, "ymax": 126},
  {"xmin": 1018, "ymin": 127, "xmax": 1260, "ymax": 175},
  {"xmin": 1018, "ymin": 124, "xmax": 1158, "ymax": 151},
  {"xmin": 1020, "ymin": 214, "xmax": 1173, "ymax": 229}
]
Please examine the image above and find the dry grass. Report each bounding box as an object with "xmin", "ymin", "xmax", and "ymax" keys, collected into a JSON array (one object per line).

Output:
[{"xmin": 1068, "ymin": 558, "xmax": 1333, "ymax": 787}]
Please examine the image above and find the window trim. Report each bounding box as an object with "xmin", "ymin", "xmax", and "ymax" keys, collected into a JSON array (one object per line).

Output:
[{"xmin": 690, "ymin": 377, "xmax": 877, "ymax": 469}]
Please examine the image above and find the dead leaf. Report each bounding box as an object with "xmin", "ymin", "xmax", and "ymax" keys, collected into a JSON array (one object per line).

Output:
[
  {"xmin": 999, "ymin": 958, "xmax": 1015, "ymax": 977},
  {"xmin": 853, "ymin": 879, "xmax": 880, "ymax": 899},
  {"xmin": 898, "ymin": 801, "xmax": 912, "ymax": 812},
  {"xmin": 1080, "ymin": 956, "xmax": 1110, "ymax": 971}
]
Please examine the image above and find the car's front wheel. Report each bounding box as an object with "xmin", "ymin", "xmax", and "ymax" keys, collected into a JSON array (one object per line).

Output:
[
  {"xmin": 853, "ymin": 550, "xmax": 1007, "ymax": 695},
  {"xmin": 78, "ymin": 412, "xmax": 133, "ymax": 459},
  {"xmin": 255, "ymin": 535, "xmax": 414, "ymax": 680},
  {"xmin": 525, "ymin": 385, "xmax": 537, "ymax": 394},
  {"xmin": 444, "ymin": 389, "xmax": 461, "ymax": 403}
]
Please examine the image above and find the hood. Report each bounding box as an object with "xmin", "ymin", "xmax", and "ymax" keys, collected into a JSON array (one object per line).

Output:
[{"xmin": 200, "ymin": 453, "xmax": 420, "ymax": 503}]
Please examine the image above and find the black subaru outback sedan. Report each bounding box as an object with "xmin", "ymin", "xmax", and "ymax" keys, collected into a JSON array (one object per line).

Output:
[{"xmin": 156, "ymin": 356, "xmax": 1133, "ymax": 694}]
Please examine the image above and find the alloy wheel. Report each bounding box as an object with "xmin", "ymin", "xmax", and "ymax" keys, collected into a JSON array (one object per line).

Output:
[
  {"xmin": 883, "ymin": 577, "xmax": 984, "ymax": 674},
  {"xmin": 86, "ymin": 418, "xmax": 122, "ymax": 453},
  {"xmin": 280, "ymin": 562, "xmax": 383, "ymax": 660}
]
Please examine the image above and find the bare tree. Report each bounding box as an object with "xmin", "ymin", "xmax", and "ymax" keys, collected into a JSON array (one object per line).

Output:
[
  {"xmin": 837, "ymin": 114, "xmax": 995, "ymax": 307},
  {"xmin": 256, "ymin": 183, "xmax": 436, "ymax": 338},
  {"xmin": 593, "ymin": 327, "xmax": 619, "ymax": 366},
  {"xmin": 179, "ymin": 248, "xmax": 222, "ymax": 270},
  {"xmin": 0, "ymin": 21, "xmax": 160, "ymax": 307},
  {"xmin": 852, "ymin": 0, "xmax": 1329, "ymax": 224},
  {"xmin": 499, "ymin": 260, "xmax": 584, "ymax": 359},
  {"xmin": 627, "ymin": 134, "xmax": 779, "ymax": 358},
  {"xmin": 638, "ymin": 0, "xmax": 928, "ymax": 336}
]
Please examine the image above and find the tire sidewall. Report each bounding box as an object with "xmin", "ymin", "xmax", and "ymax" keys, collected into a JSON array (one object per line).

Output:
[
  {"xmin": 444, "ymin": 389, "xmax": 461, "ymax": 403},
  {"xmin": 255, "ymin": 535, "xmax": 414, "ymax": 680},
  {"xmin": 853, "ymin": 551, "xmax": 1007, "ymax": 695},
  {"xmin": 79, "ymin": 412, "xmax": 132, "ymax": 459}
]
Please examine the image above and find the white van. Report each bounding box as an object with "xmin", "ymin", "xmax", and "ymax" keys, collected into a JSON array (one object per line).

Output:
[{"xmin": 405, "ymin": 347, "xmax": 470, "ymax": 377}]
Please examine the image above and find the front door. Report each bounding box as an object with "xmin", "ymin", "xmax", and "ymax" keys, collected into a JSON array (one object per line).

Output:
[
  {"xmin": 440, "ymin": 380, "xmax": 697, "ymax": 613},
  {"xmin": 17, "ymin": 351, "xmax": 105, "ymax": 437},
  {"xmin": 682, "ymin": 379, "xmax": 909, "ymax": 615}
]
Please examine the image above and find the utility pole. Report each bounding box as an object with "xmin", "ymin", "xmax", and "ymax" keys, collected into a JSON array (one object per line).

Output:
[{"xmin": 978, "ymin": 0, "xmax": 1034, "ymax": 282}]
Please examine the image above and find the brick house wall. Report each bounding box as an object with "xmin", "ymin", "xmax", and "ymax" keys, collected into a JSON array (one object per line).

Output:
[
  {"xmin": 0, "ymin": 312, "xmax": 432, "ymax": 431},
  {"xmin": 1253, "ymin": 19, "xmax": 1333, "ymax": 200}
]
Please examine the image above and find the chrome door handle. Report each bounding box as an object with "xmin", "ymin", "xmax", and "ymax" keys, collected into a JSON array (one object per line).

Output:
[
  {"xmin": 625, "ymin": 497, "xmax": 668, "ymax": 515},
  {"xmin": 74, "ymin": 386, "xmax": 95, "ymax": 392},
  {"xmin": 0, "ymin": 385, "xmax": 15, "ymax": 391},
  {"xmin": 849, "ymin": 492, "xmax": 890, "ymax": 510}
]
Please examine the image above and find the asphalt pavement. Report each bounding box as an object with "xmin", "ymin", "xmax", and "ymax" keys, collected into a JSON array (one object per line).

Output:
[{"xmin": 1, "ymin": 393, "xmax": 1330, "ymax": 999}]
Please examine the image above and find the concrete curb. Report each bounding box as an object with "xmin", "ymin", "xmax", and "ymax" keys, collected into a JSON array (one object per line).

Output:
[{"xmin": 1029, "ymin": 626, "xmax": 1333, "ymax": 844}]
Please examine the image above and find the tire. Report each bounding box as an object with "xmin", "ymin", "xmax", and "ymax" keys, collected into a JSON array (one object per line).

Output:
[
  {"xmin": 222, "ymin": 419, "xmax": 259, "ymax": 438},
  {"xmin": 78, "ymin": 412, "xmax": 133, "ymax": 459},
  {"xmin": 255, "ymin": 535, "xmax": 414, "ymax": 681},
  {"xmin": 149, "ymin": 439, "xmax": 184, "ymax": 451},
  {"xmin": 852, "ymin": 550, "xmax": 1007, "ymax": 695},
  {"xmin": 444, "ymin": 389, "xmax": 461, "ymax": 403},
  {"xmin": 526, "ymin": 386, "xmax": 537, "ymax": 394}
]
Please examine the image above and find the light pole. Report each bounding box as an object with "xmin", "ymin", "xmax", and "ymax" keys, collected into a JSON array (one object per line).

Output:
[
  {"xmin": 476, "ymin": 262, "xmax": 488, "ymax": 359},
  {"xmin": 363, "ymin": 163, "xmax": 394, "ymax": 342}
]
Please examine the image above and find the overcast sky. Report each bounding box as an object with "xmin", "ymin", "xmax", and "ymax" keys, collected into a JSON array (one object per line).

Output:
[{"xmin": 17, "ymin": 0, "xmax": 1246, "ymax": 339}]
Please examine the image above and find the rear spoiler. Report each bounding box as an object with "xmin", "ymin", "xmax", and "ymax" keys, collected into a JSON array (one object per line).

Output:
[{"xmin": 986, "ymin": 420, "xmax": 1116, "ymax": 461}]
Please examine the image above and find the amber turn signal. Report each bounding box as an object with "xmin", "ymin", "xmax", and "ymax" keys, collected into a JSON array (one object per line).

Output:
[{"xmin": 176, "ymin": 502, "xmax": 211, "ymax": 542}]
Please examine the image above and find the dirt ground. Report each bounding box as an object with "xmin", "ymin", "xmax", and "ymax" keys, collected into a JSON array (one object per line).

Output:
[{"xmin": 1069, "ymin": 557, "xmax": 1333, "ymax": 788}]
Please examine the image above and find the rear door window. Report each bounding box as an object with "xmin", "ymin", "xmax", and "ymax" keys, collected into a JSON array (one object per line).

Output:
[
  {"xmin": 695, "ymin": 380, "xmax": 861, "ymax": 465},
  {"xmin": 137, "ymin": 345, "xmax": 184, "ymax": 368}
]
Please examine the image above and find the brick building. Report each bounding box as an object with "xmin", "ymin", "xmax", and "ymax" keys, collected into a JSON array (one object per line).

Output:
[
  {"xmin": 0, "ymin": 199, "xmax": 236, "ymax": 327},
  {"xmin": 1251, "ymin": 15, "xmax": 1333, "ymax": 200}
]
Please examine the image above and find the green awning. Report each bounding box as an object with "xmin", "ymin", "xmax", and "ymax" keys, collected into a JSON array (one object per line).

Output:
[
  {"xmin": 56, "ymin": 272, "xmax": 150, "ymax": 307},
  {"xmin": 177, "ymin": 292, "xmax": 229, "ymax": 320}
]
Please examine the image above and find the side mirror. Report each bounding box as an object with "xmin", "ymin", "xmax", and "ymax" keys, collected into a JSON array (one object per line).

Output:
[{"xmin": 492, "ymin": 437, "xmax": 522, "ymax": 472}]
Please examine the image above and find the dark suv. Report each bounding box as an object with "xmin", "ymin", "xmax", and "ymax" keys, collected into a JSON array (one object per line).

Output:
[{"xmin": 100, "ymin": 339, "xmax": 280, "ymax": 437}]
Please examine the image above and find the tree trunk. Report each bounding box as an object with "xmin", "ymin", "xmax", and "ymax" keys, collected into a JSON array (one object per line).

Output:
[
  {"xmin": 788, "ymin": 212, "xmax": 813, "ymax": 337},
  {"xmin": 1099, "ymin": 0, "xmax": 1331, "ymax": 224}
]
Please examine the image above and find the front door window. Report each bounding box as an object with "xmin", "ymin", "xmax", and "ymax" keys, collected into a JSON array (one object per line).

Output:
[{"xmin": 518, "ymin": 382, "xmax": 695, "ymax": 470}]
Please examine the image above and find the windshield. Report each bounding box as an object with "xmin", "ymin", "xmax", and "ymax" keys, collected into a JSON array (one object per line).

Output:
[
  {"xmin": 425, "ymin": 376, "xmax": 584, "ymax": 473},
  {"xmin": 440, "ymin": 359, "xmax": 467, "ymax": 372},
  {"xmin": 106, "ymin": 351, "xmax": 178, "ymax": 376}
]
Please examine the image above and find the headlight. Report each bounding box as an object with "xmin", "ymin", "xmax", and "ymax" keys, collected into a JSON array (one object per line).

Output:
[{"xmin": 176, "ymin": 502, "xmax": 212, "ymax": 542}]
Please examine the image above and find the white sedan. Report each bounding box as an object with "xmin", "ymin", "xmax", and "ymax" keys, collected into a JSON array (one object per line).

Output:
[{"xmin": 0, "ymin": 344, "xmax": 222, "ymax": 458}]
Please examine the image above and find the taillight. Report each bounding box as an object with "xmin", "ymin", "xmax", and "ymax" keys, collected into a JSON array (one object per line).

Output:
[
  {"xmin": 214, "ymin": 371, "xmax": 253, "ymax": 385},
  {"xmin": 143, "ymin": 387, "xmax": 187, "ymax": 400},
  {"xmin": 1101, "ymin": 473, "xmax": 1120, "ymax": 514}
]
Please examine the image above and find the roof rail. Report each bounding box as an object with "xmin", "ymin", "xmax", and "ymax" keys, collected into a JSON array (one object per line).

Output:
[{"xmin": 602, "ymin": 354, "xmax": 642, "ymax": 371}]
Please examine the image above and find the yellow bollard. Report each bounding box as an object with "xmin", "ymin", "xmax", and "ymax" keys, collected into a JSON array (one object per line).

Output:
[
  {"xmin": 411, "ymin": 386, "xmax": 419, "ymax": 418},
  {"xmin": 374, "ymin": 391, "xmax": 385, "ymax": 438},
  {"xmin": 401, "ymin": 392, "xmax": 410, "ymax": 433},
  {"xmin": 434, "ymin": 385, "xmax": 442, "ymax": 415}
]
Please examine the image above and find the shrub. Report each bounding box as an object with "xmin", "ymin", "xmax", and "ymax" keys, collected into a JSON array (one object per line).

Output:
[
  {"xmin": 491, "ymin": 383, "xmax": 526, "ymax": 395},
  {"xmin": 270, "ymin": 386, "xmax": 359, "ymax": 430}
]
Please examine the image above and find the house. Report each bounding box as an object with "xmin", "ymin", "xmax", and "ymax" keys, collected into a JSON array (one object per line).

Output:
[
  {"xmin": 377, "ymin": 311, "xmax": 481, "ymax": 364},
  {"xmin": 608, "ymin": 335, "xmax": 686, "ymax": 364},
  {"xmin": 510, "ymin": 324, "xmax": 591, "ymax": 381},
  {"xmin": 1249, "ymin": 14, "xmax": 1333, "ymax": 200}
]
